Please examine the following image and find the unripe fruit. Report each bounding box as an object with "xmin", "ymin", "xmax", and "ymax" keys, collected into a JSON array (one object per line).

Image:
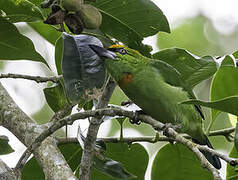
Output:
[
  {"xmin": 76, "ymin": 4, "xmax": 102, "ymax": 29},
  {"xmin": 61, "ymin": 0, "xmax": 83, "ymax": 11}
]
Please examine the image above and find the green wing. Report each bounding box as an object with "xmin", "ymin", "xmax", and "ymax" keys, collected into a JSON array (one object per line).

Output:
[{"xmin": 150, "ymin": 59, "xmax": 204, "ymax": 119}]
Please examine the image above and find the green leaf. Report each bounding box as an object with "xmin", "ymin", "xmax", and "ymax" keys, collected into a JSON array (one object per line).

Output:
[
  {"xmin": 157, "ymin": 15, "xmax": 221, "ymax": 57},
  {"xmin": 110, "ymin": 86, "xmax": 128, "ymax": 105},
  {"xmin": 232, "ymin": 50, "xmax": 238, "ymax": 59},
  {"xmin": 43, "ymin": 83, "xmax": 69, "ymax": 112},
  {"xmin": 91, "ymin": 143, "xmax": 148, "ymax": 180},
  {"xmin": 31, "ymin": 102, "xmax": 65, "ymax": 136},
  {"xmin": 0, "ymin": 135, "xmax": 14, "ymax": 155},
  {"xmin": 62, "ymin": 33, "xmax": 106, "ymax": 104},
  {"xmin": 83, "ymin": 100, "xmax": 94, "ymax": 110},
  {"xmin": 83, "ymin": 29, "xmax": 114, "ymax": 48},
  {"xmin": 22, "ymin": 157, "xmax": 45, "ymax": 180},
  {"xmin": 0, "ymin": 0, "xmax": 43, "ymax": 22},
  {"xmin": 94, "ymin": 0, "xmax": 169, "ymax": 36},
  {"xmin": 0, "ymin": 17, "xmax": 48, "ymax": 66},
  {"xmin": 23, "ymin": 142, "xmax": 146, "ymax": 179},
  {"xmin": 152, "ymin": 48, "xmax": 218, "ymax": 88},
  {"xmin": 210, "ymin": 66, "xmax": 238, "ymax": 120},
  {"xmin": 29, "ymin": 22, "xmax": 61, "ymax": 45},
  {"xmin": 27, "ymin": 0, "xmax": 51, "ymax": 18},
  {"xmin": 116, "ymin": 117, "xmax": 126, "ymax": 127},
  {"xmin": 27, "ymin": 0, "xmax": 43, "ymax": 6},
  {"xmin": 94, "ymin": 157, "xmax": 136, "ymax": 179},
  {"xmin": 58, "ymin": 143, "xmax": 82, "ymax": 171},
  {"xmin": 55, "ymin": 36, "xmax": 63, "ymax": 75},
  {"xmin": 97, "ymin": 10, "xmax": 150, "ymax": 56},
  {"xmin": 220, "ymin": 55, "xmax": 236, "ymax": 67},
  {"xmin": 226, "ymin": 146, "xmax": 238, "ymax": 180},
  {"xmin": 151, "ymin": 143, "xmax": 213, "ymax": 180},
  {"xmin": 31, "ymin": 103, "xmax": 54, "ymax": 124},
  {"xmin": 92, "ymin": 0, "xmax": 170, "ymax": 56},
  {"xmin": 181, "ymin": 96, "xmax": 238, "ymax": 116}
]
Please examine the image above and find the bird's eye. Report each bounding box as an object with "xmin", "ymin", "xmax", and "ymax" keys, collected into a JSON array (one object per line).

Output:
[{"xmin": 119, "ymin": 48, "xmax": 127, "ymax": 55}]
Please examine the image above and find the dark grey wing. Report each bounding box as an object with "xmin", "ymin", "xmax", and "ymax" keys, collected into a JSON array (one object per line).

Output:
[{"xmin": 62, "ymin": 33, "xmax": 106, "ymax": 104}]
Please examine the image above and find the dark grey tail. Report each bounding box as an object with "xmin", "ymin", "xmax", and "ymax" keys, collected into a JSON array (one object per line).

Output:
[{"xmin": 193, "ymin": 136, "xmax": 221, "ymax": 169}]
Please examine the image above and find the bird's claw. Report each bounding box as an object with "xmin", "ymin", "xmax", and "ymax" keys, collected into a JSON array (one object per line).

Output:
[
  {"xmin": 121, "ymin": 100, "xmax": 133, "ymax": 106},
  {"xmin": 129, "ymin": 110, "xmax": 144, "ymax": 125},
  {"xmin": 161, "ymin": 123, "xmax": 179, "ymax": 136},
  {"xmin": 129, "ymin": 118, "xmax": 141, "ymax": 125},
  {"xmin": 161, "ymin": 123, "xmax": 172, "ymax": 136}
]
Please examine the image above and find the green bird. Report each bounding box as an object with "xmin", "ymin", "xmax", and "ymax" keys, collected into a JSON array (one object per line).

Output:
[{"xmin": 89, "ymin": 44, "xmax": 221, "ymax": 169}]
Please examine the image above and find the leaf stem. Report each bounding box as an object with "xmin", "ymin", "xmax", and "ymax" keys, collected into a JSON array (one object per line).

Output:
[
  {"xmin": 0, "ymin": 73, "xmax": 62, "ymax": 83},
  {"xmin": 206, "ymin": 119, "xmax": 215, "ymax": 135}
]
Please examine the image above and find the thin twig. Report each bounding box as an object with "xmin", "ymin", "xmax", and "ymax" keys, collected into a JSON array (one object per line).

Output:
[
  {"xmin": 50, "ymin": 104, "xmax": 73, "ymax": 122},
  {"xmin": 56, "ymin": 136, "xmax": 167, "ymax": 145},
  {"xmin": 0, "ymin": 73, "xmax": 62, "ymax": 83},
  {"xmin": 209, "ymin": 127, "xmax": 235, "ymax": 136},
  {"xmin": 56, "ymin": 126, "xmax": 235, "ymax": 145},
  {"xmin": 79, "ymin": 78, "xmax": 116, "ymax": 180},
  {"xmin": 209, "ymin": 127, "xmax": 235, "ymax": 142},
  {"xmin": 198, "ymin": 145, "xmax": 238, "ymax": 166}
]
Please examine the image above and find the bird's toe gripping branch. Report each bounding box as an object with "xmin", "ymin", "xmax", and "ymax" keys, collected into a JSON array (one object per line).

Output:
[
  {"xmin": 161, "ymin": 123, "xmax": 181, "ymax": 137},
  {"xmin": 129, "ymin": 110, "xmax": 146, "ymax": 125},
  {"xmin": 120, "ymin": 100, "xmax": 133, "ymax": 106}
]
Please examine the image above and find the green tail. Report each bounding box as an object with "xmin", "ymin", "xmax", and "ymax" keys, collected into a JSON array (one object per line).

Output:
[{"xmin": 193, "ymin": 136, "xmax": 221, "ymax": 169}]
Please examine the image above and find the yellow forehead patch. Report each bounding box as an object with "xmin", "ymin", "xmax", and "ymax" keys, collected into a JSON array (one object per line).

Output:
[
  {"xmin": 109, "ymin": 44, "xmax": 125, "ymax": 49},
  {"xmin": 109, "ymin": 44, "xmax": 141, "ymax": 56}
]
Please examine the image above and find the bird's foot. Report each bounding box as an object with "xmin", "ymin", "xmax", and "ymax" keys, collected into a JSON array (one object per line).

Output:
[
  {"xmin": 129, "ymin": 110, "xmax": 145, "ymax": 125},
  {"xmin": 161, "ymin": 123, "xmax": 180, "ymax": 136},
  {"xmin": 161, "ymin": 123, "xmax": 172, "ymax": 136},
  {"xmin": 121, "ymin": 100, "xmax": 133, "ymax": 106}
]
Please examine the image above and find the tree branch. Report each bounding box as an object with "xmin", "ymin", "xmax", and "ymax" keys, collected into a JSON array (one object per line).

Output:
[
  {"xmin": 56, "ymin": 126, "xmax": 235, "ymax": 145},
  {"xmin": 0, "ymin": 73, "xmax": 62, "ymax": 83},
  {"xmin": 209, "ymin": 127, "xmax": 235, "ymax": 142},
  {"xmin": 209, "ymin": 127, "xmax": 235, "ymax": 136},
  {"xmin": 79, "ymin": 78, "xmax": 116, "ymax": 180},
  {"xmin": 0, "ymin": 159, "xmax": 19, "ymax": 180},
  {"xmin": 198, "ymin": 145, "xmax": 238, "ymax": 166},
  {"xmin": 0, "ymin": 82, "xmax": 77, "ymax": 179},
  {"xmin": 15, "ymin": 105, "xmax": 237, "ymax": 180},
  {"xmin": 57, "ymin": 136, "xmax": 165, "ymax": 144},
  {"xmin": 15, "ymin": 104, "xmax": 73, "ymax": 171},
  {"xmin": 137, "ymin": 114, "xmax": 222, "ymax": 179}
]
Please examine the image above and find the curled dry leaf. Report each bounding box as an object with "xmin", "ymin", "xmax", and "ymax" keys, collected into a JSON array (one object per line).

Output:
[
  {"xmin": 43, "ymin": 5, "xmax": 66, "ymax": 25},
  {"xmin": 64, "ymin": 13, "xmax": 84, "ymax": 34}
]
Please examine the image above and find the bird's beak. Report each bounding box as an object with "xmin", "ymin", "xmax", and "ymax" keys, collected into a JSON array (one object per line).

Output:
[{"xmin": 89, "ymin": 44, "xmax": 117, "ymax": 59}]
